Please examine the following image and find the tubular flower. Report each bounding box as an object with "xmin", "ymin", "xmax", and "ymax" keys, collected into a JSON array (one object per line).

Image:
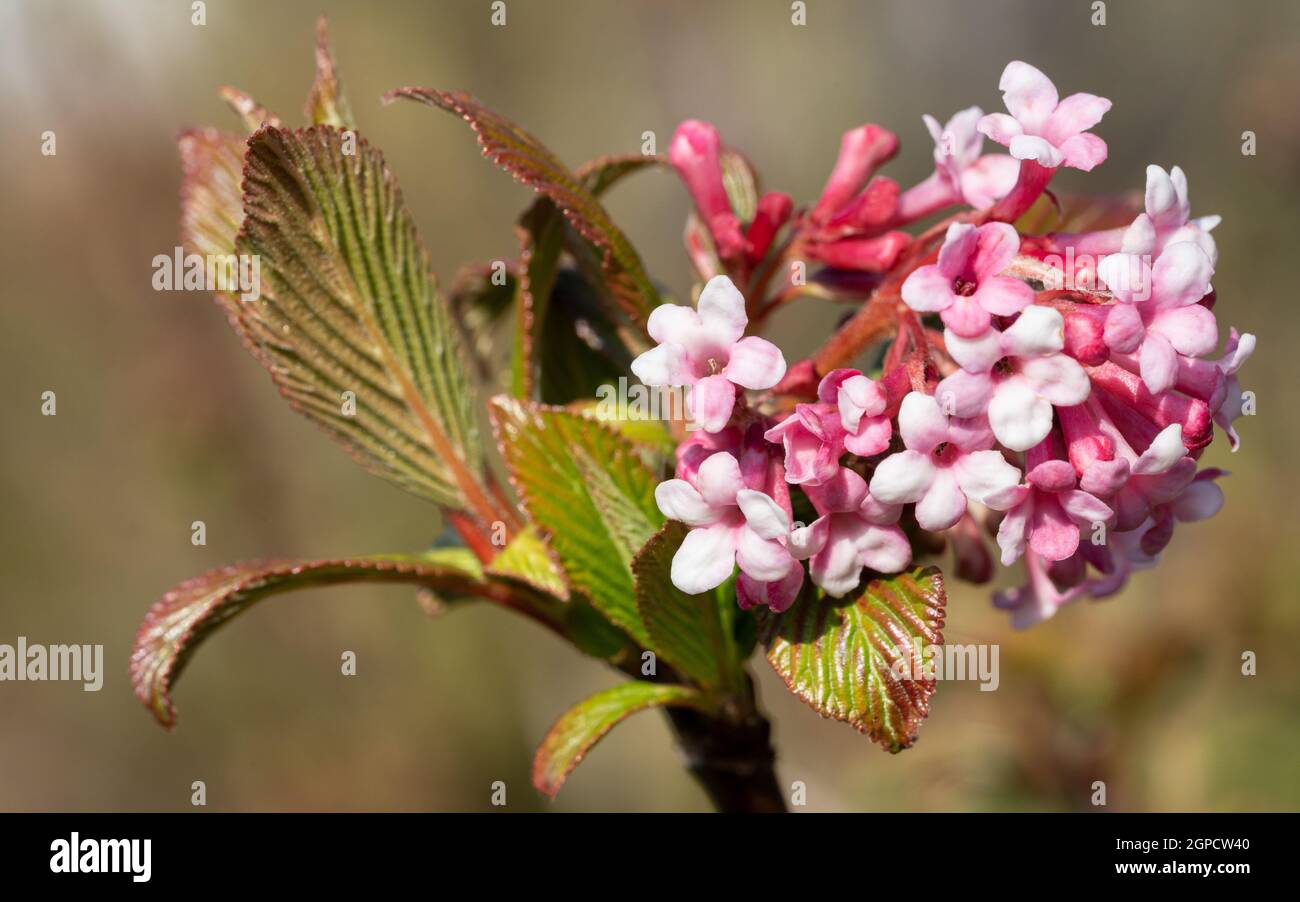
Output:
[
  {"xmin": 631, "ymin": 275, "xmax": 786, "ymax": 432},
  {"xmin": 901, "ymin": 222, "xmax": 1034, "ymax": 337},
  {"xmin": 646, "ymin": 59, "xmax": 1251, "ymax": 629}
]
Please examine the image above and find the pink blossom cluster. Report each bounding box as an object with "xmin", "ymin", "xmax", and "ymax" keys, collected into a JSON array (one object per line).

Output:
[{"xmin": 641, "ymin": 61, "xmax": 1253, "ymax": 626}]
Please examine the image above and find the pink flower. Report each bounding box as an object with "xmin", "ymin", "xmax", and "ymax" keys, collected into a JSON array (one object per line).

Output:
[
  {"xmin": 897, "ymin": 107, "xmax": 1019, "ymax": 219},
  {"xmin": 983, "ymin": 445, "xmax": 1114, "ymax": 566},
  {"xmin": 936, "ymin": 305, "xmax": 1091, "ymax": 452},
  {"xmin": 823, "ymin": 368, "xmax": 893, "ymax": 456},
  {"xmin": 1211, "ymin": 329, "xmax": 1255, "ymax": 450},
  {"xmin": 1121, "ymin": 165, "xmax": 1220, "ymax": 263},
  {"xmin": 811, "ymin": 124, "xmax": 899, "ymax": 224},
  {"xmin": 993, "ymin": 549, "xmax": 1089, "ymax": 628},
  {"xmin": 655, "ymin": 451, "xmax": 800, "ymax": 601},
  {"xmin": 669, "ymin": 120, "xmax": 744, "ymax": 259},
  {"xmin": 763, "ymin": 368, "xmax": 892, "ymax": 485},
  {"xmin": 788, "ymin": 467, "xmax": 911, "ymax": 596},
  {"xmin": 978, "ymin": 61, "xmax": 1111, "ymax": 171},
  {"xmin": 1097, "ymin": 242, "xmax": 1218, "ymax": 395},
  {"xmin": 631, "ymin": 275, "xmax": 786, "ymax": 433},
  {"xmin": 763, "ymin": 403, "xmax": 845, "ymax": 486},
  {"xmin": 901, "ymin": 222, "xmax": 1033, "ymax": 337},
  {"xmin": 869, "ymin": 392, "xmax": 1022, "ymax": 531}
]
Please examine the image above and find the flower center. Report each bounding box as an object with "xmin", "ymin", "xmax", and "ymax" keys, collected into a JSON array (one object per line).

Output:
[
  {"xmin": 932, "ymin": 441, "xmax": 959, "ymax": 464},
  {"xmin": 953, "ymin": 277, "xmax": 978, "ymax": 297},
  {"xmin": 994, "ymin": 355, "xmax": 1016, "ymax": 376}
]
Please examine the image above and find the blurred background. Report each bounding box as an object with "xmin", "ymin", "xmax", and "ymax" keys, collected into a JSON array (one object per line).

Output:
[{"xmin": 2, "ymin": 0, "xmax": 1297, "ymax": 812}]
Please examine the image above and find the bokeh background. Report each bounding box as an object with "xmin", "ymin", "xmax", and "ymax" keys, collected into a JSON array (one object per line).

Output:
[{"xmin": 2, "ymin": 0, "xmax": 1297, "ymax": 812}]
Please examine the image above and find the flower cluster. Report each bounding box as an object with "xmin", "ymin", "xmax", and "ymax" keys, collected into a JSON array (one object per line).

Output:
[{"xmin": 641, "ymin": 60, "xmax": 1254, "ymax": 626}]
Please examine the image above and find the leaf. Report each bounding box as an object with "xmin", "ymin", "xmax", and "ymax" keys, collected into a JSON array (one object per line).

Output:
[
  {"xmin": 565, "ymin": 399, "xmax": 676, "ymax": 457},
  {"xmin": 383, "ymin": 88, "xmax": 660, "ymax": 325},
  {"xmin": 491, "ymin": 397, "xmax": 662, "ymax": 646},
  {"xmin": 758, "ymin": 567, "xmax": 947, "ymax": 752},
  {"xmin": 532, "ymin": 681, "xmax": 707, "ymax": 797},
  {"xmin": 131, "ymin": 551, "xmax": 501, "ymax": 729},
  {"xmin": 633, "ymin": 522, "xmax": 735, "ymax": 687},
  {"xmin": 511, "ymin": 199, "xmax": 566, "ymax": 397},
  {"xmin": 218, "ymin": 86, "xmax": 283, "ymax": 132},
  {"xmin": 235, "ymin": 125, "xmax": 495, "ymax": 518},
  {"xmin": 538, "ymin": 269, "xmax": 633, "ymax": 404},
  {"xmin": 177, "ymin": 128, "xmax": 247, "ymax": 318},
  {"xmin": 485, "ymin": 523, "xmax": 570, "ymax": 601},
  {"xmin": 305, "ymin": 17, "xmax": 355, "ymax": 129},
  {"xmin": 447, "ymin": 259, "xmax": 518, "ymax": 384},
  {"xmin": 720, "ymin": 149, "xmax": 759, "ymax": 224},
  {"xmin": 575, "ymin": 152, "xmax": 666, "ymax": 197}
]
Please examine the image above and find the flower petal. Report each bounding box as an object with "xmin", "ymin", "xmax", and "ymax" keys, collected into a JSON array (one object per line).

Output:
[
  {"xmin": 736, "ymin": 526, "xmax": 794, "ymax": 582},
  {"xmin": 843, "ymin": 415, "xmax": 893, "ymax": 457},
  {"xmin": 941, "ymin": 295, "xmax": 993, "ymax": 338},
  {"xmin": 655, "ymin": 479, "xmax": 720, "ymax": 527},
  {"xmin": 1139, "ymin": 331, "xmax": 1180, "ymax": 395},
  {"xmin": 1150, "ymin": 304, "xmax": 1219, "ymax": 358},
  {"xmin": 974, "ymin": 275, "xmax": 1034, "ymax": 316},
  {"xmin": 671, "ymin": 523, "xmax": 738, "ymax": 594},
  {"xmin": 1102, "ymin": 301, "xmax": 1146, "ymax": 354},
  {"xmin": 788, "ymin": 515, "xmax": 831, "ymax": 560},
  {"xmin": 723, "ymin": 335, "xmax": 787, "ymax": 389},
  {"xmin": 1150, "ymin": 242, "xmax": 1214, "ymax": 309},
  {"xmin": 914, "ymin": 467, "xmax": 968, "ymax": 531},
  {"xmin": 954, "ymin": 448, "xmax": 1022, "ymax": 502},
  {"xmin": 898, "ymin": 391, "xmax": 949, "ymax": 452},
  {"xmin": 736, "ymin": 488, "xmax": 791, "ymax": 539},
  {"xmin": 977, "ymin": 112, "xmax": 1023, "ymax": 147},
  {"xmin": 999, "ymin": 60, "xmax": 1059, "ymax": 130},
  {"xmin": 1020, "ymin": 353, "xmax": 1090, "ymax": 406},
  {"xmin": 1003, "ymin": 305, "xmax": 1065, "ymax": 356},
  {"xmin": 857, "ymin": 523, "xmax": 913, "ymax": 574},
  {"xmin": 971, "ymin": 222, "xmax": 1021, "ymax": 281},
  {"xmin": 1056, "ymin": 133, "xmax": 1107, "ymax": 171},
  {"xmin": 900, "ymin": 263, "xmax": 955, "ymax": 313},
  {"xmin": 869, "ymin": 449, "xmax": 935, "ymax": 504},
  {"xmin": 946, "ymin": 328, "xmax": 1004, "ymax": 373},
  {"xmin": 988, "ymin": 377, "xmax": 1054, "ymax": 451},
  {"xmin": 1008, "ymin": 135, "xmax": 1062, "ymax": 168},
  {"xmin": 646, "ymin": 303, "xmax": 701, "ymax": 346},
  {"xmin": 1132, "ymin": 424, "xmax": 1185, "ymax": 475},
  {"xmin": 695, "ymin": 450, "xmax": 744, "ymax": 506},
  {"xmin": 1046, "ymin": 92, "xmax": 1111, "ymax": 141},
  {"xmin": 695, "ymin": 274, "xmax": 747, "ymax": 343},
  {"xmin": 631, "ymin": 343, "xmax": 688, "ymax": 387},
  {"xmin": 736, "ymin": 565, "xmax": 804, "ymax": 613},
  {"xmin": 688, "ymin": 374, "xmax": 737, "ymax": 433},
  {"xmin": 996, "ymin": 498, "xmax": 1031, "ymax": 565},
  {"xmin": 936, "ymin": 369, "xmax": 994, "ymax": 419}
]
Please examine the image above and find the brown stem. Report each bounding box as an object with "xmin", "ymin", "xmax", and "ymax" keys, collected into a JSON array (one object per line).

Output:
[{"xmin": 663, "ymin": 671, "xmax": 786, "ymax": 813}]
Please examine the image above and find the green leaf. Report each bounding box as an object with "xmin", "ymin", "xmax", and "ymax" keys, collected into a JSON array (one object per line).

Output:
[
  {"xmin": 383, "ymin": 88, "xmax": 660, "ymax": 325},
  {"xmin": 633, "ymin": 522, "xmax": 735, "ymax": 687},
  {"xmin": 720, "ymin": 149, "xmax": 759, "ymax": 224},
  {"xmin": 565, "ymin": 398, "xmax": 676, "ymax": 460},
  {"xmin": 305, "ymin": 17, "xmax": 355, "ymax": 129},
  {"xmin": 447, "ymin": 259, "xmax": 518, "ymax": 385},
  {"xmin": 131, "ymin": 551, "xmax": 504, "ymax": 729},
  {"xmin": 491, "ymin": 397, "xmax": 662, "ymax": 646},
  {"xmin": 758, "ymin": 567, "xmax": 947, "ymax": 752},
  {"xmin": 532, "ymin": 681, "xmax": 707, "ymax": 797},
  {"xmin": 511, "ymin": 199, "xmax": 566, "ymax": 397},
  {"xmin": 485, "ymin": 523, "xmax": 570, "ymax": 601},
  {"xmin": 538, "ymin": 269, "xmax": 633, "ymax": 404},
  {"xmin": 235, "ymin": 125, "xmax": 493, "ymax": 517}
]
